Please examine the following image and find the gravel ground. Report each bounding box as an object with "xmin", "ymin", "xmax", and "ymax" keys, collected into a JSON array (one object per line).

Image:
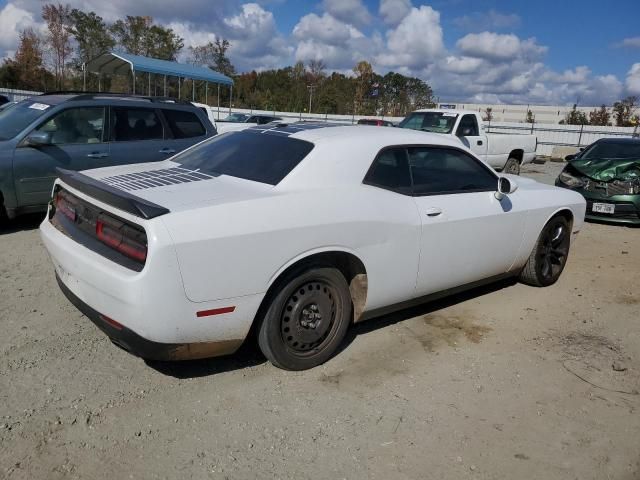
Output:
[{"xmin": 1, "ymin": 161, "xmax": 639, "ymax": 480}]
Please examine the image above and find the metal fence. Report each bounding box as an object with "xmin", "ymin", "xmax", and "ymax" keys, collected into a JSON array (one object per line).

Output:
[{"xmin": 485, "ymin": 121, "xmax": 638, "ymax": 156}]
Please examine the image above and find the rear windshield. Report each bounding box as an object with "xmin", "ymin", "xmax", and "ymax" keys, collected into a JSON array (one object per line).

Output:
[
  {"xmin": 173, "ymin": 131, "xmax": 314, "ymax": 185},
  {"xmin": 0, "ymin": 100, "xmax": 53, "ymax": 140}
]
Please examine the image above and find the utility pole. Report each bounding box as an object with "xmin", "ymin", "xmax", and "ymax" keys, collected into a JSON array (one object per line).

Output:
[{"xmin": 307, "ymin": 84, "xmax": 315, "ymax": 115}]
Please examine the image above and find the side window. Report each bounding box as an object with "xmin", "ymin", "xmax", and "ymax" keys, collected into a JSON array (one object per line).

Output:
[
  {"xmin": 408, "ymin": 147, "xmax": 496, "ymax": 195},
  {"xmin": 163, "ymin": 109, "xmax": 206, "ymax": 139},
  {"xmin": 111, "ymin": 107, "xmax": 163, "ymax": 142},
  {"xmin": 35, "ymin": 107, "xmax": 105, "ymax": 145},
  {"xmin": 364, "ymin": 148, "xmax": 412, "ymax": 194},
  {"xmin": 456, "ymin": 114, "xmax": 479, "ymax": 136}
]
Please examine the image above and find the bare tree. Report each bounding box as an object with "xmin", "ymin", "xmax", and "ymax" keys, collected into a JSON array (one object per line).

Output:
[
  {"xmin": 42, "ymin": 3, "xmax": 73, "ymax": 89},
  {"xmin": 482, "ymin": 107, "xmax": 493, "ymax": 122}
]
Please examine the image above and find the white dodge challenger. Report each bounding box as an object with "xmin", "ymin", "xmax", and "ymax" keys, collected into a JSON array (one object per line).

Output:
[{"xmin": 40, "ymin": 123, "xmax": 586, "ymax": 370}]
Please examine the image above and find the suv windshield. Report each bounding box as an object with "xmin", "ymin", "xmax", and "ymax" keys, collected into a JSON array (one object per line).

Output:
[
  {"xmin": 0, "ymin": 100, "xmax": 53, "ymax": 141},
  {"xmin": 581, "ymin": 141, "xmax": 640, "ymax": 161},
  {"xmin": 224, "ymin": 113, "xmax": 249, "ymax": 122},
  {"xmin": 398, "ymin": 112, "xmax": 458, "ymax": 134},
  {"xmin": 174, "ymin": 130, "xmax": 314, "ymax": 185}
]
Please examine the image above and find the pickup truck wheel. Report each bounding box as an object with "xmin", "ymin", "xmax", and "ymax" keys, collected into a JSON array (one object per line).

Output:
[
  {"xmin": 519, "ymin": 216, "xmax": 571, "ymax": 287},
  {"xmin": 504, "ymin": 157, "xmax": 521, "ymax": 175},
  {"xmin": 258, "ymin": 266, "xmax": 352, "ymax": 370}
]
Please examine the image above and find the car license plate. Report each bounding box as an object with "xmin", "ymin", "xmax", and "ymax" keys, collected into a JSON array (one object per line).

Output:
[{"xmin": 592, "ymin": 203, "xmax": 615, "ymax": 214}]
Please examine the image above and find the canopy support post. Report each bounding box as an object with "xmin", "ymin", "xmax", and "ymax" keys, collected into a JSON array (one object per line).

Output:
[
  {"xmin": 132, "ymin": 68, "xmax": 136, "ymax": 95},
  {"xmin": 229, "ymin": 84, "xmax": 233, "ymax": 113},
  {"xmin": 205, "ymin": 82, "xmax": 208, "ymax": 104},
  {"xmin": 98, "ymin": 74, "xmax": 102, "ymax": 92},
  {"xmin": 178, "ymin": 77, "xmax": 181, "ymax": 99},
  {"xmin": 192, "ymin": 79, "xmax": 195, "ymax": 101},
  {"xmin": 164, "ymin": 75, "xmax": 167, "ymax": 97},
  {"xmin": 83, "ymin": 65, "xmax": 86, "ymax": 92},
  {"xmin": 148, "ymin": 72, "xmax": 151, "ymax": 96},
  {"xmin": 217, "ymin": 84, "xmax": 220, "ymax": 118}
]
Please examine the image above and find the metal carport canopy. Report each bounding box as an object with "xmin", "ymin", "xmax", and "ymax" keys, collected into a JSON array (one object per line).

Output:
[{"xmin": 84, "ymin": 52, "xmax": 234, "ymax": 85}]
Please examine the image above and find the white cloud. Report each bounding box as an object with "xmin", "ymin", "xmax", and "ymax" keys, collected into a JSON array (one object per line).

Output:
[
  {"xmin": 456, "ymin": 32, "xmax": 546, "ymax": 62},
  {"xmin": 376, "ymin": 5, "xmax": 444, "ymax": 69},
  {"xmin": 379, "ymin": 0, "xmax": 412, "ymax": 26},
  {"xmin": 440, "ymin": 56, "xmax": 483, "ymax": 75},
  {"xmin": 0, "ymin": 3, "xmax": 39, "ymax": 53},
  {"xmin": 626, "ymin": 63, "xmax": 640, "ymax": 95},
  {"xmin": 453, "ymin": 10, "xmax": 521, "ymax": 32},
  {"xmin": 293, "ymin": 13, "xmax": 363, "ymax": 45},
  {"xmin": 616, "ymin": 37, "xmax": 640, "ymax": 48},
  {"xmin": 322, "ymin": 0, "xmax": 372, "ymax": 27}
]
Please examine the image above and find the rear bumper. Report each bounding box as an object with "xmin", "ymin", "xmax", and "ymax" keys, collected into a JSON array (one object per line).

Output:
[{"xmin": 56, "ymin": 273, "xmax": 242, "ymax": 360}]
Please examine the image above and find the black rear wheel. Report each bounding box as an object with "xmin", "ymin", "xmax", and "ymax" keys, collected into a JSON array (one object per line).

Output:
[
  {"xmin": 258, "ymin": 266, "xmax": 352, "ymax": 370},
  {"xmin": 519, "ymin": 216, "xmax": 571, "ymax": 287}
]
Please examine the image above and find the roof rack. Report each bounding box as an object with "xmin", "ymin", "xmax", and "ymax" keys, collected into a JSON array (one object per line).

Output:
[{"xmin": 39, "ymin": 91, "xmax": 191, "ymax": 105}]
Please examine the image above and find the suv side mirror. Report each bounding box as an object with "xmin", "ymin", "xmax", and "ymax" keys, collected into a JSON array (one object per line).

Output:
[
  {"xmin": 24, "ymin": 131, "xmax": 52, "ymax": 148},
  {"xmin": 564, "ymin": 154, "xmax": 575, "ymax": 161},
  {"xmin": 495, "ymin": 176, "xmax": 518, "ymax": 200}
]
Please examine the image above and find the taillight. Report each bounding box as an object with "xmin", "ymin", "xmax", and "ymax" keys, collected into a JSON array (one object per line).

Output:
[
  {"xmin": 54, "ymin": 191, "xmax": 77, "ymax": 222},
  {"xmin": 96, "ymin": 214, "xmax": 147, "ymax": 263}
]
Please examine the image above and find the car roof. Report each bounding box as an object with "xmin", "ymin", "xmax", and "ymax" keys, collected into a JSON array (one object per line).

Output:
[
  {"xmin": 35, "ymin": 93, "xmax": 195, "ymax": 108},
  {"xmin": 246, "ymin": 122, "xmax": 463, "ymax": 149},
  {"xmin": 595, "ymin": 137, "xmax": 640, "ymax": 144},
  {"xmin": 412, "ymin": 109, "xmax": 475, "ymax": 116}
]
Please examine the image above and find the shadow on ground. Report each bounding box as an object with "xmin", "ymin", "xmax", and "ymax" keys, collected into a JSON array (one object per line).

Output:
[
  {"xmin": 0, "ymin": 213, "xmax": 45, "ymax": 234},
  {"xmin": 149, "ymin": 277, "xmax": 518, "ymax": 379}
]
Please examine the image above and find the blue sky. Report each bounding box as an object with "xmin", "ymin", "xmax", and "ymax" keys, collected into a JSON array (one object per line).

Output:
[{"xmin": 1, "ymin": 0, "xmax": 639, "ymax": 104}]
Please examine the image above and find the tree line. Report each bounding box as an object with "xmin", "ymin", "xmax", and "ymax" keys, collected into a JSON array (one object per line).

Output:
[{"xmin": 0, "ymin": 4, "xmax": 435, "ymax": 116}]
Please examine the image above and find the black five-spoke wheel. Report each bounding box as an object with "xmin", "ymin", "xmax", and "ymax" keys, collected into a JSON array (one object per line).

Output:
[
  {"xmin": 520, "ymin": 215, "xmax": 571, "ymax": 287},
  {"xmin": 258, "ymin": 266, "xmax": 352, "ymax": 370}
]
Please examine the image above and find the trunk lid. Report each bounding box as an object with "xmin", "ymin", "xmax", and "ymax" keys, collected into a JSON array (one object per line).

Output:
[{"xmin": 75, "ymin": 160, "xmax": 275, "ymax": 214}]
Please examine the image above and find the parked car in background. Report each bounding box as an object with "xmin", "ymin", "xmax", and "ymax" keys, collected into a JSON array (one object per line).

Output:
[
  {"xmin": 192, "ymin": 102, "xmax": 218, "ymax": 130},
  {"xmin": 41, "ymin": 123, "xmax": 585, "ymax": 371},
  {"xmin": 555, "ymin": 138, "xmax": 640, "ymax": 224},
  {"xmin": 357, "ymin": 119, "xmax": 394, "ymax": 127},
  {"xmin": 0, "ymin": 93, "xmax": 215, "ymax": 220},
  {"xmin": 398, "ymin": 109, "xmax": 537, "ymax": 175},
  {"xmin": 220, "ymin": 113, "xmax": 282, "ymax": 125}
]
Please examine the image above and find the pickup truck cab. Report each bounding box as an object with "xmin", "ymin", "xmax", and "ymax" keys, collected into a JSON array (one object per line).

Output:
[{"xmin": 399, "ymin": 109, "xmax": 537, "ymax": 174}]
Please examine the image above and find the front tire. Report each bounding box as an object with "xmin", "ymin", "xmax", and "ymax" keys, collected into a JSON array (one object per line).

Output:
[
  {"xmin": 258, "ymin": 266, "xmax": 352, "ymax": 370},
  {"xmin": 519, "ymin": 216, "xmax": 571, "ymax": 287},
  {"xmin": 503, "ymin": 157, "xmax": 521, "ymax": 175}
]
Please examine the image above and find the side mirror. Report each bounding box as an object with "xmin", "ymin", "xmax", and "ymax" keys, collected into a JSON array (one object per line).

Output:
[
  {"xmin": 564, "ymin": 154, "xmax": 575, "ymax": 161},
  {"xmin": 495, "ymin": 176, "xmax": 518, "ymax": 200},
  {"xmin": 458, "ymin": 128, "xmax": 472, "ymax": 136},
  {"xmin": 24, "ymin": 131, "xmax": 52, "ymax": 147}
]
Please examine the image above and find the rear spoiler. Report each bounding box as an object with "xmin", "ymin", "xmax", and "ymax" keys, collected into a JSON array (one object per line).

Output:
[{"xmin": 56, "ymin": 168, "xmax": 170, "ymax": 220}]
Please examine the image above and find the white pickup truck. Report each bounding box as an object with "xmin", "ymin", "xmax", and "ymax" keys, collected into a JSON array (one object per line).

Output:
[{"xmin": 398, "ymin": 109, "xmax": 537, "ymax": 175}]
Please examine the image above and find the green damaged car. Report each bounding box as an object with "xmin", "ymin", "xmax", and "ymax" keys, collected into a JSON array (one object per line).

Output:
[{"xmin": 555, "ymin": 138, "xmax": 640, "ymax": 225}]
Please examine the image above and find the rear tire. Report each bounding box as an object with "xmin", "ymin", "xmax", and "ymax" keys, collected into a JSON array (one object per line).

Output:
[
  {"xmin": 519, "ymin": 216, "xmax": 571, "ymax": 287},
  {"xmin": 257, "ymin": 266, "xmax": 352, "ymax": 370},
  {"xmin": 504, "ymin": 157, "xmax": 521, "ymax": 175}
]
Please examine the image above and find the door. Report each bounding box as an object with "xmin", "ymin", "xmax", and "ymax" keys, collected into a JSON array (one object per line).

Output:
[
  {"xmin": 107, "ymin": 107, "xmax": 168, "ymax": 165},
  {"xmin": 456, "ymin": 114, "xmax": 487, "ymax": 159},
  {"xmin": 408, "ymin": 146, "xmax": 525, "ymax": 296},
  {"xmin": 160, "ymin": 108, "xmax": 209, "ymax": 156},
  {"xmin": 13, "ymin": 106, "xmax": 109, "ymax": 207}
]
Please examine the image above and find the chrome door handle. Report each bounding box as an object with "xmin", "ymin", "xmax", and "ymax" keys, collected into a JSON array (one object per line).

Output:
[
  {"xmin": 159, "ymin": 148, "xmax": 176, "ymax": 154},
  {"xmin": 87, "ymin": 152, "xmax": 109, "ymax": 159},
  {"xmin": 425, "ymin": 207, "xmax": 442, "ymax": 217}
]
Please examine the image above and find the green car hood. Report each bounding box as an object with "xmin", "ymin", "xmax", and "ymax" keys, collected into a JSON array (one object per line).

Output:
[{"xmin": 571, "ymin": 157, "xmax": 640, "ymax": 182}]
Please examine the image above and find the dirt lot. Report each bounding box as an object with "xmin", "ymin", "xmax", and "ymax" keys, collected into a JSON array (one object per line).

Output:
[{"xmin": 1, "ymin": 162, "xmax": 639, "ymax": 480}]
